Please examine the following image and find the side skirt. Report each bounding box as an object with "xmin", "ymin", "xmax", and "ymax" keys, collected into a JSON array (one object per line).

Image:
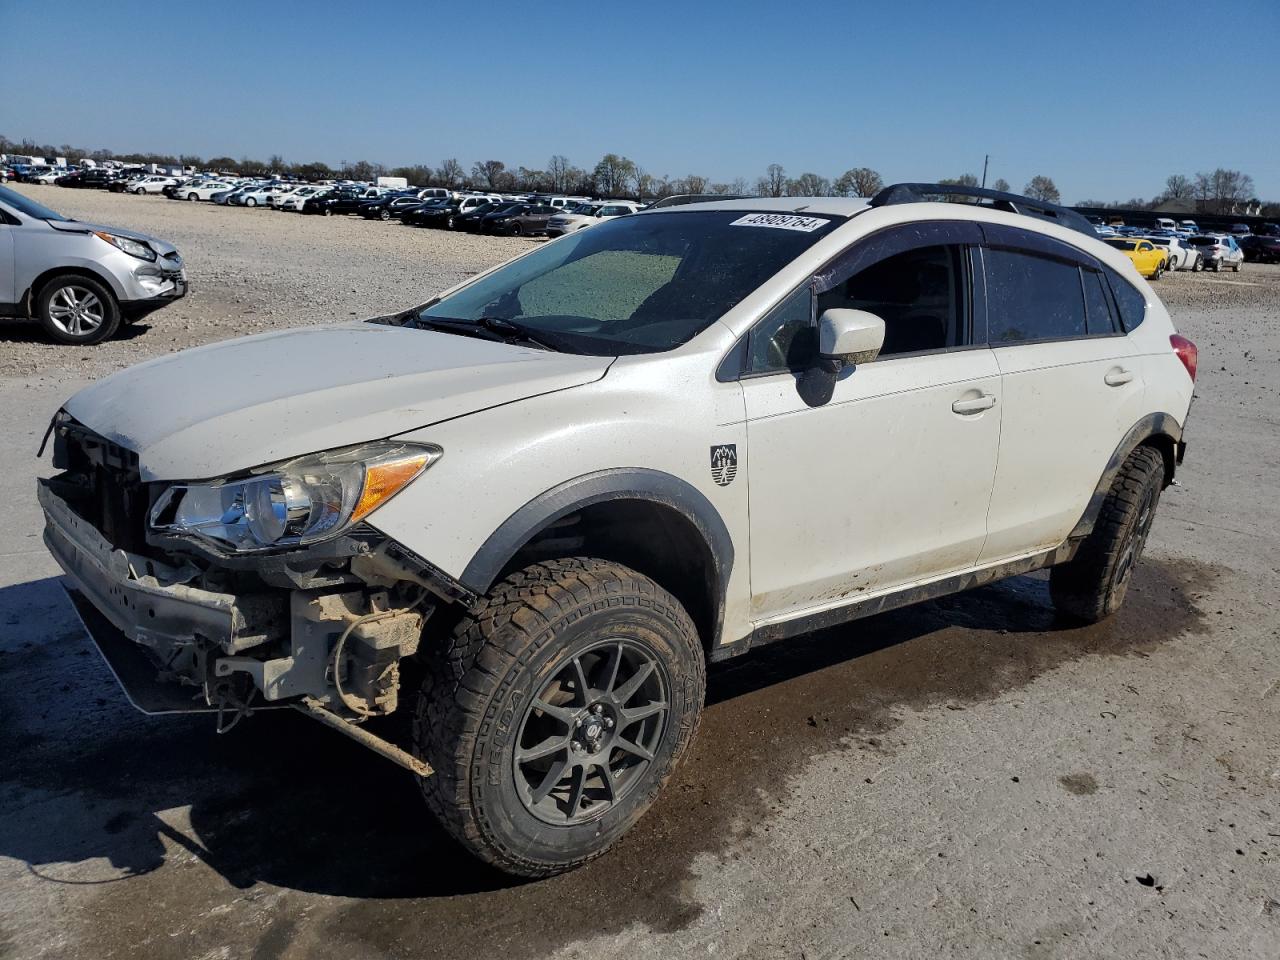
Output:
[{"xmin": 708, "ymin": 541, "xmax": 1078, "ymax": 663}]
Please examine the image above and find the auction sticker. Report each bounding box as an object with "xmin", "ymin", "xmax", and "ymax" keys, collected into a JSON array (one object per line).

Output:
[{"xmin": 730, "ymin": 213, "xmax": 829, "ymax": 232}]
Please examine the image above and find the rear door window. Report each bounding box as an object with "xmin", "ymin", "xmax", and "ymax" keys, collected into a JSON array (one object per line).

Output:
[{"xmin": 983, "ymin": 248, "xmax": 1087, "ymax": 343}]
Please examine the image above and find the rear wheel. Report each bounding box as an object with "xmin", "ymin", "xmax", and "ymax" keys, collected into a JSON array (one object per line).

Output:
[
  {"xmin": 1050, "ymin": 445, "xmax": 1164, "ymax": 623},
  {"xmin": 36, "ymin": 274, "xmax": 121, "ymax": 345},
  {"xmin": 415, "ymin": 558, "xmax": 705, "ymax": 877}
]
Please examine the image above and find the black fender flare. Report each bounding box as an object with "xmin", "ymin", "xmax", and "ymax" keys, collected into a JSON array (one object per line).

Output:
[
  {"xmin": 1068, "ymin": 412, "xmax": 1183, "ymax": 542},
  {"xmin": 460, "ymin": 468, "xmax": 734, "ymax": 637}
]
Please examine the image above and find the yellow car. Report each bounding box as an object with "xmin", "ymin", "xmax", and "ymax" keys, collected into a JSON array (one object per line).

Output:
[{"xmin": 1104, "ymin": 238, "xmax": 1167, "ymax": 279}]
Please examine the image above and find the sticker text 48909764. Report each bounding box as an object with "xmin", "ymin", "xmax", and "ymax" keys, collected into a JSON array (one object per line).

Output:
[{"xmin": 730, "ymin": 213, "xmax": 830, "ymax": 232}]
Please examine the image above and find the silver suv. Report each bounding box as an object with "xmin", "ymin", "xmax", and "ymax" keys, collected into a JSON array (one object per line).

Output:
[{"xmin": 0, "ymin": 186, "xmax": 187, "ymax": 344}]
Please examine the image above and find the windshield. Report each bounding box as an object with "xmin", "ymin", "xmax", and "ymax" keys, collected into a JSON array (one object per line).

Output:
[
  {"xmin": 417, "ymin": 210, "xmax": 842, "ymax": 355},
  {"xmin": 1105, "ymin": 239, "xmax": 1137, "ymax": 250},
  {"xmin": 0, "ymin": 185, "xmax": 68, "ymax": 221},
  {"xmin": 1188, "ymin": 236, "xmax": 1215, "ymax": 245}
]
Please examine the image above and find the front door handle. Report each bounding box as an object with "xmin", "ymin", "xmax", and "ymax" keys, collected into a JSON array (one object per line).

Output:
[
  {"xmin": 1104, "ymin": 368, "xmax": 1135, "ymax": 387},
  {"xmin": 952, "ymin": 393, "xmax": 997, "ymax": 415}
]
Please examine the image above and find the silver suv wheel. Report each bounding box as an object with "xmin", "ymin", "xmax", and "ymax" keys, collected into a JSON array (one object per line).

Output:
[
  {"xmin": 47, "ymin": 284, "xmax": 106, "ymax": 336},
  {"xmin": 36, "ymin": 274, "xmax": 121, "ymax": 345}
]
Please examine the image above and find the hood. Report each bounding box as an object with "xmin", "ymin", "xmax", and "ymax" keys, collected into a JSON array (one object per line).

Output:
[
  {"xmin": 64, "ymin": 322, "xmax": 612, "ymax": 481},
  {"xmin": 47, "ymin": 219, "xmax": 179, "ymax": 257}
]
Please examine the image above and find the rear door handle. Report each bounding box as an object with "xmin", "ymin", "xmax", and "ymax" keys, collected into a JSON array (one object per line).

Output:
[
  {"xmin": 1104, "ymin": 368, "xmax": 1135, "ymax": 387},
  {"xmin": 951, "ymin": 393, "xmax": 997, "ymax": 414}
]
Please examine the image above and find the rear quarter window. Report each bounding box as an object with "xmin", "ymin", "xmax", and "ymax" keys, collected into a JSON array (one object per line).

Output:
[{"xmin": 1103, "ymin": 265, "xmax": 1147, "ymax": 332}]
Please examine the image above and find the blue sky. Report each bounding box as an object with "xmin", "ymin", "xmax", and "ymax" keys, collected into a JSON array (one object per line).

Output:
[{"xmin": 5, "ymin": 0, "xmax": 1277, "ymax": 202}]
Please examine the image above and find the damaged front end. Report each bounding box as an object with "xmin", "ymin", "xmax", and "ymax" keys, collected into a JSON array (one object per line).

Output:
[{"xmin": 38, "ymin": 416, "xmax": 468, "ymax": 775}]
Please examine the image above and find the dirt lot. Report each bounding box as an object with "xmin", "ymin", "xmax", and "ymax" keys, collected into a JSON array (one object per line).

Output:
[{"xmin": 1, "ymin": 187, "xmax": 1278, "ymax": 960}]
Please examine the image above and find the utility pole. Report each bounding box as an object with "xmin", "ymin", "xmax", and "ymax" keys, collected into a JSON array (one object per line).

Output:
[{"xmin": 981, "ymin": 155, "xmax": 990, "ymax": 189}]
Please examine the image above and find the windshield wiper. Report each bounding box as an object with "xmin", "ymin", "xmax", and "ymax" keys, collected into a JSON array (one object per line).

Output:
[
  {"xmin": 413, "ymin": 315, "xmax": 562, "ymax": 351},
  {"xmin": 475, "ymin": 317, "xmax": 563, "ymax": 351}
]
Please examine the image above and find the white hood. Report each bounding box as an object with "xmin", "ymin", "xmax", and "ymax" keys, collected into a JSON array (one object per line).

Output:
[{"xmin": 64, "ymin": 322, "xmax": 612, "ymax": 480}]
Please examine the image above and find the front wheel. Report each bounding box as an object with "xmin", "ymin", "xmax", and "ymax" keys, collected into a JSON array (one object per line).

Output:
[
  {"xmin": 1192, "ymin": 255, "xmax": 1203, "ymax": 272},
  {"xmin": 36, "ymin": 274, "xmax": 121, "ymax": 345},
  {"xmin": 415, "ymin": 558, "xmax": 705, "ymax": 877},
  {"xmin": 134, "ymin": 187, "xmax": 145, "ymax": 195},
  {"xmin": 1050, "ymin": 445, "xmax": 1164, "ymax": 623},
  {"xmin": 246, "ymin": 197, "xmax": 257, "ymax": 207},
  {"xmin": 1233, "ymin": 260, "xmax": 1242, "ymax": 272}
]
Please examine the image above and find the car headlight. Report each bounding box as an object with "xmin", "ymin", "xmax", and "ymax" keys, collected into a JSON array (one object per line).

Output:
[
  {"xmin": 95, "ymin": 231, "xmax": 157, "ymax": 262},
  {"xmin": 150, "ymin": 441, "xmax": 440, "ymax": 553}
]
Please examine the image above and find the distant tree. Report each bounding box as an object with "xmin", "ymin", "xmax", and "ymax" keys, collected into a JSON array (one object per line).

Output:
[
  {"xmin": 786, "ymin": 172, "xmax": 831, "ymax": 196},
  {"xmin": 470, "ymin": 160, "xmax": 506, "ymax": 190},
  {"xmin": 207, "ymin": 156, "xmax": 237, "ymax": 171},
  {"xmin": 992, "ymin": 177, "xmax": 1010, "ymax": 193},
  {"xmin": 267, "ymin": 154, "xmax": 285, "ymax": 172},
  {"xmin": 592, "ymin": 153, "xmax": 637, "ymax": 197},
  {"xmin": 631, "ymin": 166, "xmax": 655, "ymax": 201},
  {"xmin": 1163, "ymin": 174, "xmax": 1192, "ymax": 201},
  {"xmin": 1200, "ymin": 168, "xmax": 1255, "ymax": 213},
  {"xmin": 295, "ymin": 161, "xmax": 335, "ymax": 181},
  {"xmin": 179, "ymin": 153, "xmax": 204, "ymax": 168},
  {"xmin": 546, "ymin": 155, "xmax": 573, "ymax": 192},
  {"xmin": 755, "ymin": 163, "xmax": 786, "ymax": 198},
  {"xmin": 345, "ymin": 160, "xmax": 376, "ymax": 181},
  {"xmin": 1023, "ymin": 175, "xmax": 1061, "ymax": 203},
  {"xmin": 436, "ymin": 158, "xmax": 465, "ymax": 189},
  {"xmin": 833, "ymin": 166, "xmax": 883, "ymax": 197},
  {"xmin": 679, "ymin": 173, "xmax": 709, "ymax": 194}
]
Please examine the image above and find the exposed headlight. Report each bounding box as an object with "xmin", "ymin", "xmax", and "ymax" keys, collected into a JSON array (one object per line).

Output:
[
  {"xmin": 95, "ymin": 231, "xmax": 157, "ymax": 262},
  {"xmin": 150, "ymin": 441, "xmax": 440, "ymax": 553}
]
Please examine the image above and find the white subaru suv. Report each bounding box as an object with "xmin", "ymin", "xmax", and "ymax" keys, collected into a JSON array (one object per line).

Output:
[{"xmin": 37, "ymin": 184, "xmax": 1197, "ymax": 877}]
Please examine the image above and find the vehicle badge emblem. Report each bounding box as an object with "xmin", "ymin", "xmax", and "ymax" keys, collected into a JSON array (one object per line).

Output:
[{"xmin": 710, "ymin": 444, "xmax": 738, "ymax": 487}]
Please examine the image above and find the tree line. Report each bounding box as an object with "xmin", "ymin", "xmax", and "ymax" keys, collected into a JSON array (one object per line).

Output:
[{"xmin": 1079, "ymin": 169, "xmax": 1267, "ymax": 215}]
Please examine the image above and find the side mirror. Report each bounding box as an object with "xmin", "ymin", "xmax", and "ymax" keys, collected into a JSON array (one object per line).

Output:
[{"xmin": 818, "ymin": 308, "xmax": 885, "ymax": 365}]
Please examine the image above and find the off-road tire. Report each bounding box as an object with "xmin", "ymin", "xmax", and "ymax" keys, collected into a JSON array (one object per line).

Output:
[
  {"xmin": 36, "ymin": 273, "xmax": 121, "ymax": 345},
  {"xmin": 414, "ymin": 558, "xmax": 705, "ymax": 877},
  {"xmin": 1050, "ymin": 445, "xmax": 1164, "ymax": 623}
]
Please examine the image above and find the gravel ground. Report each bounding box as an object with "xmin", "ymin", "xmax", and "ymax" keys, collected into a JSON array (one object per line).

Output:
[{"xmin": 1, "ymin": 188, "xmax": 1279, "ymax": 960}]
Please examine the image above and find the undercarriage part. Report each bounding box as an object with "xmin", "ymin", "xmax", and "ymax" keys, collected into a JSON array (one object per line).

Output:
[
  {"xmin": 213, "ymin": 589, "xmax": 426, "ymax": 711},
  {"xmin": 294, "ymin": 696, "xmax": 433, "ymax": 777}
]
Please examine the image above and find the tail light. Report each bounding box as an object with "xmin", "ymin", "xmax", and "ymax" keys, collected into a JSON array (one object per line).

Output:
[{"xmin": 1170, "ymin": 334, "xmax": 1198, "ymax": 382}]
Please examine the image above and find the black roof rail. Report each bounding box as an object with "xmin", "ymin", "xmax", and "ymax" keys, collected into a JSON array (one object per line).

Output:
[{"xmin": 868, "ymin": 182, "xmax": 1098, "ymax": 237}]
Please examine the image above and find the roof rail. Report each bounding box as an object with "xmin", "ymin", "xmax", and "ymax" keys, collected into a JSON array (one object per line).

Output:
[{"xmin": 868, "ymin": 182, "xmax": 1097, "ymax": 237}]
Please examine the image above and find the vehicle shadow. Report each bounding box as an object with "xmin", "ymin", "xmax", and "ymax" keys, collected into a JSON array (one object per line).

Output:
[
  {"xmin": 0, "ymin": 557, "xmax": 1213, "ymax": 919},
  {"xmin": 0, "ymin": 319, "xmax": 152, "ymax": 344}
]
